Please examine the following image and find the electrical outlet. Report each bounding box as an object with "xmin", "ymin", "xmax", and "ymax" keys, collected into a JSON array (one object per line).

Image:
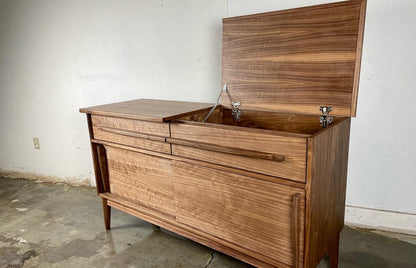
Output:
[{"xmin": 33, "ymin": 138, "xmax": 40, "ymax": 150}]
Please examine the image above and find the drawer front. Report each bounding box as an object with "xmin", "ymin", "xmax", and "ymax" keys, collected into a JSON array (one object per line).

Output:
[
  {"xmin": 92, "ymin": 115, "xmax": 170, "ymax": 154},
  {"xmin": 106, "ymin": 146, "xmax": 175, "ymax": 217},
  {"xmin": 173, "ymin": 161, "xmax": 305, "ymax": 267},
  {"xmin": 170, "ymin": 123, "xmax": 306, "ymax": 182},
  {"xmin": 92, "ymin": 115, "xmax": 169, "ymax": 136}
]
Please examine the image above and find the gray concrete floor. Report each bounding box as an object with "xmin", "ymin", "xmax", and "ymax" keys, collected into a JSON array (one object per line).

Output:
[{"xmin": 0, "ymin": 177, "xmax": 415, "ymax": 268}]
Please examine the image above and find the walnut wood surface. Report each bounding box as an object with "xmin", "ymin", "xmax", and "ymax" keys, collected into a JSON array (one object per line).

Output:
[
  {"xmin": 102, "ymin": 193, "xmax": 283, "ymax": 268},
  {"xmin": 328, "ymin": 234, "xmax": 340, "ymax": 268},
  {"xmin": 102, "ymin": 198, "xmax": 111, "ymax": 230},
  {"xmin": 97, "ymin": 145, "xmax": 110, "ymax": 192},
  {"xmin": 105, "ymin": 146, "xmax": 175, "ymax": 217},
  {"xmin": 305, "ymin": 118, "xmax": 351, "ymax": 267},
  {"xmin": 221, "ymin": 0, "xmax": 366, "ymax": 117},
  {"xmin": 167, "ymin": 137, "xmax": 285, "ymax": 162},
  {"xmin": 292, "ymin": 193, "xmax": 301, "ymax": 268},
  {"xmin": 86, "ymin": 114, "xmax": 104, "ymax": 194},
  {"xmin": 93, "ymin": 126, "xmax": 171, "ymax": 154},
  {"xmin": 222, "ymin": 109, "xmax": 333, "ymax": 134},
  {"xmin": 170, "ymin": 121, "xmax": 307, "ymax": 182},
  {"xmin": 93, "ymin": 139, "xmax": 306, "ymax": 189},
  {"xmin": 173, "ymin": 161, "xmax": 305, "ymax": 267},
  {"xmin": 81, "ymin": 1, "xmax": 365, "ymax": 267},
  {"xmin": 80, "ymin": 99, "xmax": 213, "ymax": 122},
  {"xmin": 179, "ymin": 107, "xmax": 331, "ymax": 135},
  {"xmin": 96, "ymin": 127, "xmax": 166, "ymax": 142},
  {"xmin": 92, "ymin": 115, "xmax": 169, "ymax": 137}
]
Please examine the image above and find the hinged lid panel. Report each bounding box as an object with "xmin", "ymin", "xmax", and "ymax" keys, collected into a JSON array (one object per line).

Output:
[{"xmin": 221, "ymin": 0, "xmax": 366, "ymax": 117}]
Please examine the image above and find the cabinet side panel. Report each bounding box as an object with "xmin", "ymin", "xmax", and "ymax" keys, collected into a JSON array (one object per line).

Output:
[{"xmin": 307, "ymin": 118, "xmax": 351, "ymax": 267}]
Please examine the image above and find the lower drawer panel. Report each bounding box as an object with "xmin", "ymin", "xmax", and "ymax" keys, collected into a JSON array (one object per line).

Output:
[
  {"xmin": 106, "ymin": 146, "xmax": 175, "ymax": 217},
  {"xmin": 172, "ymin": 161, "xmax": 305, "ymax": 267}
]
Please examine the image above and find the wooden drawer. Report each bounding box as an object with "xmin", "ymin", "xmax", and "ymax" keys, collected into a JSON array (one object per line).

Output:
[
  {"xmin": 105, "ymin": 146, "xmax": 175, "ymax": 217},
  {"xmin": 173, "ymin": 161, "xmax": 305, "ymax": 267},
  {"xmin": 92, "ymin": 115, "xmax": 170, "ymax": 154},
  {"xmin": 170, "ymin": 122, "xmax": 307, "ymax": 182}
]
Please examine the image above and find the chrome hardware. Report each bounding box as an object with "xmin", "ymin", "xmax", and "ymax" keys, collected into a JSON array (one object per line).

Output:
[
  {"xmin": 203, "ymin": 84, "xmax": 227, "ymax": 123},
  {"xmin": 232, "ymin": 102, "xmax": 241, "ymax": 122},
  {"xmin": 319, "ymin": 106, "xmax": 333, "ymax": 128}
]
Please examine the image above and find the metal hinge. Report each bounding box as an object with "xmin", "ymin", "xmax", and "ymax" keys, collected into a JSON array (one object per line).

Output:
[
  {"xmin": 232, "ymin": 101, "xmax": 241, "ymax": 122},
  {"xmin": 319, "ymin": 106, "xmax": 333, "ymax": 128}
]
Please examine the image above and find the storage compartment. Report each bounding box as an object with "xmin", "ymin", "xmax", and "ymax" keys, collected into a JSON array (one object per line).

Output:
[
  {"xmin": 177, "ymin": 107, "xmax": 342, "ymax": 135},
  {"xmin": 105, "ymin": 146, "xmax": 175, "ymax": 217},
  {"xmin": 170, "ymin": 108, "xmax": 313, "ymax": 182},
  {"xmin": 173, "ymin": 161, "xmax": 305, "ymax": 267}
]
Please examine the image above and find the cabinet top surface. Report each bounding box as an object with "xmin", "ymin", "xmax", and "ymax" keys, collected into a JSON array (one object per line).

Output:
[
  {"xmin": 79, "ymin": 99, "xmax": 214, "ymax": 122},
  {"xmin": 221, "ymin": 0, "xmax": 366, "ymax": 117}
]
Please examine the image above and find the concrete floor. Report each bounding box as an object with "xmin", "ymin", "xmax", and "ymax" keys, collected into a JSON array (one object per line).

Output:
[{"xmin": 0, "ymin": 177, "xmax": 415, "ymax": 268}]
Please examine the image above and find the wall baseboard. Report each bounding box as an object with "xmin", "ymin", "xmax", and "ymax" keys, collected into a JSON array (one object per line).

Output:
[
  {"xmin": 345, "ymin": 205, "xmax": 416, "ymax": 236},
  {"xmin": 0, "ymin": 169, "xmax": 92, "ymax": 187}
]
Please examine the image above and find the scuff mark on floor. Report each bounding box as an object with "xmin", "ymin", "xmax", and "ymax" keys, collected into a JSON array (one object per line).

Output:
[{"xmin": 0, "ymin": 247, "xmax": 37, "ymax": 268}]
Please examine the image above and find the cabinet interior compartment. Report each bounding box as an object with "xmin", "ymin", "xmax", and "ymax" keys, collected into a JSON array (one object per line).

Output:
[{"xmin": 176, "ymin": 106, "xmax": 344, "ymax": 135}]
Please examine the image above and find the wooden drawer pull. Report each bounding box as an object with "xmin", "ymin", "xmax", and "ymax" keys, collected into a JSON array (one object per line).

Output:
[
  {"xmin": 97, "ymin": 126, "xmax": 166, "ymax": 142},
  {"xmin": 166, "ymin": 137, "xmax": 286, "ymax": 162}
]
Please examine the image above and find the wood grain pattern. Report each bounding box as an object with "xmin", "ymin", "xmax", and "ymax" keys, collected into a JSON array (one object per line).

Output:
[
  {"xmin": 92, "ymin": 115, "xmax": 169, "ymax": 137},
  {"xmin": 86, "ymin": 114, "xmax": 104, "ymax": 194},
  {"xmin": 93, "ymin": 126, "xmax": 171, "ymax": 154},
  {"xmin": 80, "ymin": 99, "xmax": 213, "ymax": 122},
  {"xmin": 102, "ymin": 198, "xmax": 111, "ymax": 230},
  {"xmin": 96, "ymin": 127, "xmax": 166, "ymax": 142},
  {"xmin": 81, "ymin": 1, "xmax": 366, "ymax": 267},
  {"xmin": 173, "ymin": 161, "xmax": 305, "ymax": 267},
  {"xmin": 222, "ymin": 109, "xmax": 337, "ymax": 134},
  {"xmin": 328, "ymin": 234, "xmax": 340, "ymax": 268},
  {"xmin": 105, "ymin": 146, "xmax": 176, "ymax": 217},
  {"xmin": 305, "ymin": 118, "xmax": 351, "ymax": 268},
  {"xmin": 180, "ymin": 107, "xmax": 331, "ymax": 135},
  {"xmin": 292, "ymin": 193, "xmax": 301, "ymax": 268},
  {"xmin": 351, "ymin": 0, "xmax": 367, "ymax": 116},
  {"xmin": 171, "ymin": 121, "xmax": 307, "ymax": 182},
  {"xmin": 177, "ymin": 106, "xmax": 223, "ymax": 124},
  {"xmin": 103, "ymin": 192, "xmax": 283, "ymax": 268},
  {"xmin": 221, "ymin": 0, "xmax": 366, "ymax": 117},
  {"xmin": 167, "ymin": 137, "xmax": 285, "ymax": 162},
  {"xmin": 93, "ymin": 139, "xmax": 306, "ymax": 189},
  {"xmin": 97, "ymin": 145, "xmax": 110, "ymax": 192}
]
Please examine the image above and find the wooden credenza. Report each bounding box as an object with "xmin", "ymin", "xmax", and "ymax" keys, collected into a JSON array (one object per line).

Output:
[{"xmin": 80, "ymin": 1, "xmax": 366, "ymax": 267}]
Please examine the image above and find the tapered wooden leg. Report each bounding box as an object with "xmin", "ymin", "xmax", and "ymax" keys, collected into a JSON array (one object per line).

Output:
[
  {"xmin": 152, "ymin": 224, "xmax": 161, "ymax": 231},
  {"xmin": 102, "ymin": 198, "xmax": 111, "ymax": 230},
  {"xmin": 328, "ymin": 234, "xmax": 340, "ymax": 268}
]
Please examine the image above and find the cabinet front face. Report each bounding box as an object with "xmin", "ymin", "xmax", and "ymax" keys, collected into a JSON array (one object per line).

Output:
[
  {"xmin": 173, "ymin": 161, "xmax": 305, "ymax": 267},
  {"xmin": 171, "ymin": 122, "xmax": 307, "ymax": 182},
  {"xmin": 105, "ymin": 146, "xmax": 175, "ymax": 217}
]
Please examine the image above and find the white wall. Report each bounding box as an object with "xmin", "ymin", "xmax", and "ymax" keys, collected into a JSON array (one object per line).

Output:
[{"xmin": 1, "ymin": 0, "xmax": 415, "ymax": 228}]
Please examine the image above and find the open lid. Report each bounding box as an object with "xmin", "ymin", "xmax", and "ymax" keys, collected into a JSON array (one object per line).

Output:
[{"xmin": 221, "ymin": 0, "xmax": 366, "ymax": 117}]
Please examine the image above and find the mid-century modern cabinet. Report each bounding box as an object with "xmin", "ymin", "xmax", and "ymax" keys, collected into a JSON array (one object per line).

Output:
[{"xmin": 80, "ymin": 1, "xmax": 367, "ymax": 267}]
